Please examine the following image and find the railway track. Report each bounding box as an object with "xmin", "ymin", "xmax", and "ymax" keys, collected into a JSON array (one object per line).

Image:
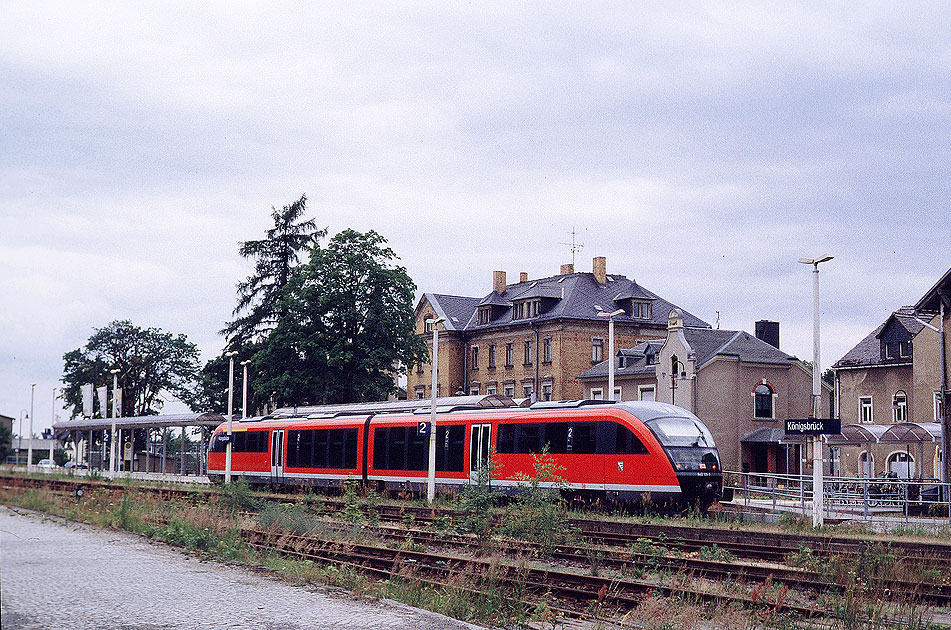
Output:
[{"xmin": 5, "ymin": 472, "xmax": 951, "ymax": 617}]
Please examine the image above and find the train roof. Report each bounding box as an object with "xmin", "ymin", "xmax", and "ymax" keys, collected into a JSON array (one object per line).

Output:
[{"xmin": 212, "ymin": 399, "xmax": 704, "ymax": 431}]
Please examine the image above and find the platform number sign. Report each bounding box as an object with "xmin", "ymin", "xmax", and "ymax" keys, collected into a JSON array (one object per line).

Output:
[{"xmin": 417, "ymin": 421, "xmax": 431, "ymax": 436}]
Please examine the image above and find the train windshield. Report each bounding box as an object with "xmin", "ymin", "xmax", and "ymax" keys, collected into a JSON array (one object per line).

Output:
[{"xmin": 644, "ymin": 415, "xmax": 714, "ymax": 448}]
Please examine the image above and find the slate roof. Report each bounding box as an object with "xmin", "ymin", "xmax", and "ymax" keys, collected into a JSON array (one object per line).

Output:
[
  {"xmin": 832, "ymin": 307, "xmax": 924, "ymax": 368},
  {"xmin": 915, "ymin": 266, "xmax": 951, "ymax": 313},
  {"xmin": 579, "ymin": 327, "xmax": 796, "ymax": 380},
  {"xmin": 424, "ymin": 293, "xmax": 481, "ymax": 331},
  {"xmin": 461, "ymin": 272, "xmax": 708, "ymax": 330}
]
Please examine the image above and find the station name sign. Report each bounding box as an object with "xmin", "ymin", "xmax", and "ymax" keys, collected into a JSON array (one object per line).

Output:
[{"xmin": 784, "ymin": 418, "xmax": 841, "ymax": 435}]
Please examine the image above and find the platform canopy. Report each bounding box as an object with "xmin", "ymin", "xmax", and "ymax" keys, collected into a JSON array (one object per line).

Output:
[
  {"xmin": 823, "ymin": 422, "xmax": 942, "ymax": 445},
  {"xmin": 52, "ymin": 412, "xmax": 227, "ymax": 433}
]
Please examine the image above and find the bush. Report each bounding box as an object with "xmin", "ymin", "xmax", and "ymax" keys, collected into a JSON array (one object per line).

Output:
[
  {"xmin": 499, "ymin": 447, "xmax": 574, "ymax": 555},
  {"xmin": 217, "ymin": 477, "xmax": 259, "ymax": 515}
]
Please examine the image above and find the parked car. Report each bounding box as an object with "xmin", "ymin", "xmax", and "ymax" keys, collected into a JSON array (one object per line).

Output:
[{"xmin": 36, "ymin": 459, "xmax": 58, "ymax": 470}]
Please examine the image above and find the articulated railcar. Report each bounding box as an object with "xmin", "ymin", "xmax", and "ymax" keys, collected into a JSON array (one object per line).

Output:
[{"xmin": 206, "ymin": 400, "xmax": 724, "ymax": 508}]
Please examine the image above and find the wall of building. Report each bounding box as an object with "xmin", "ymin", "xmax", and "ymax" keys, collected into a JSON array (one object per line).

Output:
[
  {"xmin": 912, "ymin": 315, "xmax": 944, "ymax": 423},
  {"xmin": 836, "ymin": 364, "xmax": 914, "ymax": 425}
]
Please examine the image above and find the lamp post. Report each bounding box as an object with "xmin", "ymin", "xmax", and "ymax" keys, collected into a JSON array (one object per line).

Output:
[
  {"xmin": 110, "ymin": 369, "xmax": 120, "ymax": 477},
  {"xmin": 28, "ymin": 383, "xmax": 35, "ymax": 470},
  {"xmin": 670, "ymin": 358, "xmax": 685, "ymax": 407},
  {"xmin": 18, "ymin": 410, "xmax": 27, "ymax": 466},
  {"xmin": 240, "ymin": 360, "xmax": 251, "ymax": 419},
  {"xmin": 426, "ymin": 316, "xmax": 446, "ymax": 504},
  {"xmin": 49, "ymin": 387, "xmax": 56, "ymax": 465},
  {"xmin": 798, "ymin": 254, "xmax": 833, "ymax": 528},
  {"xmin": 225, "ymin": 350, "xmax": 238, "ymax": 483},
  {"xmin": 598, "ymin": 309, "xmax": 625, "ymax": 401}
]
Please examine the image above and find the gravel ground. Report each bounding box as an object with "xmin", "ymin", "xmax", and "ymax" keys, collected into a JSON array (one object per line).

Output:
[{"xmin": 0, "ymin": 505, "xmax": 482, "ymax": 630}]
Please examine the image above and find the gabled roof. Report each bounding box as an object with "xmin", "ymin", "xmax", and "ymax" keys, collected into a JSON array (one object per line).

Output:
[
  {"xmin": 422, "ymin": 293, "xmax": 481, "ymax": 331},
  {"xmin": 466, "ymin": 272, "xmax": 708, "ymax": 331},
  {"xmin": 833, "ymin": 306, "xmax": 923, "ymax": 369},
  {"xmin": 915, "ymin": 266, "xmax": 951, "ymax": 313},
  {"xmin": 579, "ymin": 328, "xmax": 795, "ymax": 380}
]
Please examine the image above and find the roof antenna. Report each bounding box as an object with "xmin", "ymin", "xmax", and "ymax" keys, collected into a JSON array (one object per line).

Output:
[
  {"xmin": 715, "ymin": 311, "xmax": 720, "ymax": 329},
  {"xmin": 559, "ymin": 227, "xmax": 584, "ymax": 267}
]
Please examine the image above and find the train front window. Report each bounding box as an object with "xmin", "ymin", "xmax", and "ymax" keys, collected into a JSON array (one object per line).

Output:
[{"xmin": 644, "ymin": 415, "xmax": 713, "ymax": 448}]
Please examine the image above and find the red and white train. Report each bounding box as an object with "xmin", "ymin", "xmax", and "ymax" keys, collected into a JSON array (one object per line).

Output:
[{"xmin": 207, "ymin": 399, "xmax": 724, "ymax": 509}]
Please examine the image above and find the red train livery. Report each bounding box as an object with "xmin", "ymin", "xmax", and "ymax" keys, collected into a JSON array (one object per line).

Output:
[{"xmin": 207, "ymin": 400, "xmax": 724, "ymax": 508}]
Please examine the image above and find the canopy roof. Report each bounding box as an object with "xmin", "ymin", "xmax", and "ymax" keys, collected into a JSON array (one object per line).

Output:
[
  {"xmin": 824, "ymin": 422, "xmax": 942, "ymax": 445},
  {"xmin": 53, "ymin": 412, "xmax": 227, "ymax": 433}
]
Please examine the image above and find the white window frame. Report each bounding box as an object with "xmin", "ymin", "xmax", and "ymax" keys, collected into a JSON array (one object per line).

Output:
[
  {"xmin": 752, "ymin": 381, "xmax": 775, "ymax": 420},
  {"xmin": 590, "ymin": 388, "xmax": 603, "ymax": 400},
  {"xmin": 541, "ymin": 383, "xmax": 553, "ymax": 401},
  {"xmin": 936, "ymin": 392, "xmax": 944, "ymax": 422},
  {"xmin": 486, "ymin": 385, "xmax": 497, "ymax": 395},
  {"xmin": 469, "ymin": 384, "xmax": 480, "ymax": 396},
  {"xmin": 503, "ymin": 385, "xmax": 514, "ymax": 397},
  {"xmin": 612, "ymin": 386, "xmax": 622, "ymax": 401},
  {"xmin": 892, "ymin": 392, "xmax": 908, "ymax": 423},
  {"xmin": 638, "ymin": 385, "xmax": 655, "ymax": 401},
  {"xmin": 592, "ymin": 338, "xmax": 604, "ymax": 362},
  {"xmin": 859, "ymin": 396, "xmax": 873, "ymax": 424}
]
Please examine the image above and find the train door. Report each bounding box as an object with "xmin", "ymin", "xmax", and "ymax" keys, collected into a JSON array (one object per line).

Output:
[
  {"xmin": 270, "ymin": 429, "xmax": 285, "ymax": 483},
  {"xmin": 470, "ymin": 423, "xmax": 491, "ymax": 482}
]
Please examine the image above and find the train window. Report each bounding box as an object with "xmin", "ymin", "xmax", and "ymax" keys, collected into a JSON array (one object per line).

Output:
[
  {"xmin": 436, "ymin": 425, "xmax": 465, "ymax": 472},
  {"xmin": 545, "ymin": 424, "xmax": 569, "ymax": 453},
  {"xmin": 572, "ymin": 423, "xmax": 598, "ymax": 454},
  {"xmin": 517, "ymin": 424, "xmax": 542, "ymax": 453},
  {"xmin": 407, "ymin": 430, "xmax": 428, "ymax": 471},
  {"xmin": 314, "ymin": 429, "xmax": 329, "ymax": 468},
  {"xmin": 373, "ymin": 427, "xmax": 388, "ymax": 468},
  {"xmin": 615, "ymin": 424, "xmax": 649, "ymax": 454},
  {"xmin": 497, "ymin": 425, "xmax": 515, "ymax": 453},
  {"xmin": 329, "ymin": 429, "xmax": 345, "ymax": 468},
  {"xmin": 388, "ymin": 426, "xmax": 407, "ymax": 470},
  {"xmin": 234, "ymin": 432, "xmax": 247, "ymax": 453}
]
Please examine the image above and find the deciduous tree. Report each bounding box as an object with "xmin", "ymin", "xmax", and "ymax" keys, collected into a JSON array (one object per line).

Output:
[{"xmin": 62, "ymin": 320, "xmax": 200, "ymax": 418}]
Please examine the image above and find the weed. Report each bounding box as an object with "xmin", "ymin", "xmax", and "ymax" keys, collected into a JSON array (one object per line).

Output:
[
  {"xmin": 498, "ymin": 447, "xmax": 574, "ymax": 556},
  {"xmin": 217, "ymin": 477, "xmax": 259, "ymax": 515},
  {"xmin": 697, "ymin": 543, "xmax": 736, "ymax": 563}
]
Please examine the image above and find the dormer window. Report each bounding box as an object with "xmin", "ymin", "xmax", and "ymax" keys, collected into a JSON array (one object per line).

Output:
[
  {"xmin": 513, "ymin": 299, "xmax": 541, "ymax": 320},
  {"xmin": 883, "ymin": 341, "xmax": 911, "ymax": 360},
  {"xmin": 632, "ymin": 301, "xmax": 652, "ymax": 319},
  {"xmin": 478, "ymin": 307, "xmax": 492, "ymax": 325}
]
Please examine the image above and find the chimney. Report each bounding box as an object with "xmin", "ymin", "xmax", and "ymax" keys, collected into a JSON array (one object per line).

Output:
[
  {"xmin": 560, "ymin": 263, "xmax": 574, "ymax": 275},
  {"xmin": 519, "ymin": 272, "xmax": 528, "ymax": 283},
  {"xmin": 493, "ymin": 270, "xmax": 507, "ymax": 294},
  {"xmin": 592, "ymin": 256, "xmax": 606, "ymax": 285},
  {"xmin": 755, "ymin": 320, "xmax": 780, "ymax": 349}
]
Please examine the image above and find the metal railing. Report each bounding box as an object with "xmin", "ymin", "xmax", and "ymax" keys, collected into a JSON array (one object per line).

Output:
[{"xmin": 726, "ymin": 471, "xmax": 951, "ymax": 525}]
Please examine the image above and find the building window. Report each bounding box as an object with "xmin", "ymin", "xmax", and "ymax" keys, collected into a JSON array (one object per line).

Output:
[
  {"xmin": 488, "ymin": 344, "xmax": 496, "ymax": 368},
  {"xmin": 590, "ymin": 388, "xmax": 603, "ymax": 400},
  {"xmin": 892, "ymin": 391, "xmax": 907, "ymax": 423},
  {"xmin": 505, "ymin": 343, "xmax": 514, "ymax": 367},
  {"xmin": 469, "ymin": 384, "xmax": 480, "ymax": 396},
  {"xmin": 486, "ymin": 385, "xmax": 497, "ymax": 395},
  {"xmin": 503, "ymin": 385, "xmax": 514, "ymax": 397},
  {"xmin": 478, "ymin": 308, "xmax": 491, "ymax": 325},
  {"xmin": 936, "ymin": 392, "xmax": 944, "ymax": 422},
  {"xmin": 859, "ymin": 396, "xmax": 873, "ymax": 423},
  {"xmin": 543, "ymin": 337, "xmax": 552, "ymax": 363},
  {"xmin": 884, "ymin": 341, "xmax": 912, "ymax": 360},
  {"xmin": 425, "ymin": 319, "xmax": 434, "ymax": 333},
  {"xmin": 542, "ymin": 383, "xmax": 552, "ymax": 401},
  {"xmin": 513, "ymin": 299, "xmax": 540, "ymax": 320},
  {"xmin": 592, "ymin": 338, "xmax": 604, "ymax": 362},
  {"xmin": 471, "ymin": 346, "xmax": 479, "ymax": 370},
  {"xmin": 613, "ymin": 387, "xmax": 622, "ymax": 401},
  {"xmin": 639, "ymin": 386, "xmax": 655, "ymax": 401},
  {"xmin": 522, "ymin": 384, "xmax": 533, "ymax": 398},
  {"xmin": 414, "ymin": 386, "xmax": 425, "ymax": 400},
  {"xmin": 523, "ymin": 340, "xmax": 533, "ymax": 365},
  {"xmin": 415, "ymin": 361, "xmax": 423, "ymax": 374},
  {"xmin": 753, "ymin": 383, "xmax": 774, "ymax": 419},
  {"xmin": 633, "ymin": 301, "xmax": 651, "ymax": 319},
  {"xmin": 887, "ymin": 451, "xmax": 914, "ymax": 479},
  {"xmin": 859, "ymin": 451, "xmax": 873, "ymax": 477}
]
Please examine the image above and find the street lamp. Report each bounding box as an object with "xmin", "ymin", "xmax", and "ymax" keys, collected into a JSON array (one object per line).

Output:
[
  {"xmin": 18, "ymin": 410, "xmax": 27, "ymax": 466},
  {"xmin": 28, "ymin": 383, "xmax": 35, "ymax": 470},
  {"xmin": 426, "ymin": 316, "xmax": 446, "ymax": 504},
  {"xmin": 240, "ymin": 360, "xmax": 251, "ymax": 419},
  {"xmin": 225, "ymin": 350, "xmax": 238, "ymax": 483},
  {"xmin": 798, "ymin": 254, "xmax": 833, "ymax": 528},
  {"xmin": 110, "ymin": 369, "xmax": 120, "ymax": 477},
  {"xmin": 49, "ymin": 387, "xmax": 56, "ymax": 465},
  {"xmin": 598, "ymin": 308, "xmax": 625, "ymax": 401}
]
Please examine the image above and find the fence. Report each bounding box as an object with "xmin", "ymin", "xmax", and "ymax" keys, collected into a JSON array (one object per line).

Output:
[{"xmin": 727, "ymin": 470, "xmax": 951, "ymax": 525}]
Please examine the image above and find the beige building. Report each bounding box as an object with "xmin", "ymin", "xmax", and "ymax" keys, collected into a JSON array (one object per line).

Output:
[
  {"xmin": 832, "ymin": 266, "xmax": 950, "ymax": 480},
  {"xmin": 580, "ymin": 310, "xmax": 824, "ymax": 474},
  {"xmin": 407, "ymin": 258, "xmax": 709, "ymax": 402}
]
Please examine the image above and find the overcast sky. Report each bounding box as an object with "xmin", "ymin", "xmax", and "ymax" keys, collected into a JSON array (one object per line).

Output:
[{"xmin": 2, "ymin": 2, "xmax": 949, "ymax": 434}]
